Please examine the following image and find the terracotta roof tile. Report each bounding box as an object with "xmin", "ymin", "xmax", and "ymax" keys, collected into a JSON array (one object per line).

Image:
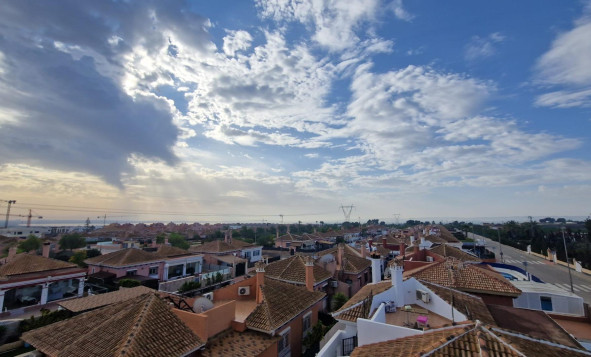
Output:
[
  {"xmin": 155, "ymin": 245, "xmax": 192, "ymax": 258},
  {"xmin": 202, "ymin": 329, "xmax": 279, "ymax": 357},
  {"xmin": 265, "ymin": 255, "xmax": 332, "ymax": 285},
  {"xmin": 0, "ymin": 254, "xmax": 78, "ymax": 278},
  {"xmin": 407, "ymin": 259, "xmax": 521, "ymax": 296},
  {"xmin": 189, "ymin": 240, "xmax": 244, "ymax": 254},
  {"xmin": 316, "ymin": 246, "xmax": 371, "ymax": 274},
  {"xmin": 245, "ymin": 280, "xmax": 325, "ymax": 333},
  {"xmin": 430, "ymin": 244, "xmax": 482, "ymax": 262},
  {"xmin": 487, "ymin": 304, "xmax": 583, "ymax": 349},
  {"xmin": 58, "ymin": 286, "xmax": 155, "ymax": 313},
  {"xmin": 85, "ymin": 248, "xmax": 161, "ymax": 267},
  {"xmin": 22, "ymin": 293, "xmax": 204, "ymax": 357}
]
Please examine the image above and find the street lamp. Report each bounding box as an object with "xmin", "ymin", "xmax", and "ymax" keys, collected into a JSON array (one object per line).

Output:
[{"xmin": 561, "ymin": 227, "xmax": 574, "ymax": 293}]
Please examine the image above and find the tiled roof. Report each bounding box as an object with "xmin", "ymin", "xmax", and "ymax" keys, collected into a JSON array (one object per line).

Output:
[
  {"xmin": 85, "ymin": 248, "xmax": 161, "ymax": 267},
  {"xmin": 487, "ymin": 304, "xmax": 583, "ymax": 349},
  {"xmin": 265, "ymin": 255, "xmax": 332, "ymax": 285},
  {"xmin": 22, "ymin": 293, "xmax": 204, "ymax": 357},
  {"xmin": 332, "ymin": 281, "xmax": 392, "ymax": 322},
  {"xmin": 316, "ymin": 245, "xmax": 371, "ymax": 274},
  {"xmin": 352, "ymin": 322, "xmax": 591, "ymax": 357},
  {"xmin": 58, "ymin": 286, "xmax": 155, "ymax": 313},
  {"xmin": 418, "ymin": 281, "xmax": 495, "ymax": 325},
  {"xmin": 425, "ymin": 234, "xmax": 448, "ymax": 244},
  {"xmin": 406, "ymin": 259, "xmax": 521, "ymax": 296},
  {"xmin": 201, "ymin": 329, "xmax": 279, "ymax": 357},
  {"xmin": 156, "ymin": 245, "xmax": 192, "ymax": 258},
  {"xmin": 438, "ymin": 226, "xmax": 461, "ymax": 243},
  {"xmin": 0, "ymin": 253, "xmax": 78, "ymax": 278},
  {"xmin": 245, "ymin": 279, "xmax": 325, "ymax": 333},
  {"xmin": 429, "ymin": 244, "xmax": 482, "ymax": 262},
  {"xmin": 189, "ymin": 240, "xmax": 243, "ymax": 254}
]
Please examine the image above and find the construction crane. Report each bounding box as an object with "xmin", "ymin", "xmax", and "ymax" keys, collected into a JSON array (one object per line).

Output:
[
  {"xmin": 2, "ymin": 199, "xmax": 16, "ymax": 228},
  {"xmin": 13, "ymin": 209, "xmax": 43, "ymax": 227}
]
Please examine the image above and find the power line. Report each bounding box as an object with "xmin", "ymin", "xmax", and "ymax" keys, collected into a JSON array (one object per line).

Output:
[{"xmin": 11, "ymin": 201, "xmax": 332, "ymax": 219}]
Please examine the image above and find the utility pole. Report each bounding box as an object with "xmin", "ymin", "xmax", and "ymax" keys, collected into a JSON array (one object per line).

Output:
[
  {"xmin": 562, "ymin": 226, "xmax": 574, "ymax": 293},
  {"xmin": 495, "ymin": 227, "xmax": 504, "ymax": 263},
  {"xmin": 3, "ymin": 200, "xmax": 16, "ymax": 228}
]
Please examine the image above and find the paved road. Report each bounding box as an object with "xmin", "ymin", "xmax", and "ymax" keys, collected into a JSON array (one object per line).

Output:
[{"xmin": 472, "ymin": 233, "xmax": 591, "ymax": 304}]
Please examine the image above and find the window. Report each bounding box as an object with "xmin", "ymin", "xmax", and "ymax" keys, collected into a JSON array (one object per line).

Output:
[
  {"xmin": 302, "ymin": 312, "xmax": 312, "ymax": 336},
  {"xmin": 244, "ymin": 251, "xmax": 251, "ymax": 258},
  {"xmin": 253, "ymin": 250, "xmax": 260, "ymax": 256},
  {"xmin": 278, "ymin": 328, "xmax": 290, "ymax": 357},
  {"xmin": 149, "ymin": 266, "xmax": 158, "ymax": 275},
  {"xmin": 540, "ymin": 296, "xmax": 553, "ymax": 311},
  {"xmin": 126, "ymin": 270, "xmax": 137, "ymax": 276}
]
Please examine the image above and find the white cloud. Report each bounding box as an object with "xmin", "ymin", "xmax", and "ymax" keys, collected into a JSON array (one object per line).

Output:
[
  {"xmin": 390, "ymin": 0, "xmax": 414, "ymax": 21},
  {"xmin": 464, "ymin": 32, "xmax": 505, "ymax": 61},
  {"xmin": 535, "ymin": 6, "xmax": 591, "ymax": 107},
  {"xmin": 256, "ymin": 0, "xmax": 382, "ymax": 51},
  {"xmin": 222, "ymin": 30, "xmax": 253, "ymax": 57}
]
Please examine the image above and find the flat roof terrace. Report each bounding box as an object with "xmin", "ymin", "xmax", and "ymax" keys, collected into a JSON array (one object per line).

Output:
[{"xmin": 383, "ymin": 304, "xmax": 452, "ymax": 330}]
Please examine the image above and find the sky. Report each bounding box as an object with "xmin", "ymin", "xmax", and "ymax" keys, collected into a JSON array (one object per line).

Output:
[{"xmin": 0, "ymin": 0, "xmax": 590, "ymax": 225}]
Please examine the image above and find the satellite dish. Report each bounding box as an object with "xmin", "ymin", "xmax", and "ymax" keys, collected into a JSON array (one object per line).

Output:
[{"xmin": 193, "ymin": 297, "xmax": 214, "ymax": 313}]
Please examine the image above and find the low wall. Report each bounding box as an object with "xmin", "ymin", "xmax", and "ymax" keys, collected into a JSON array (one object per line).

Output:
[{"xmin": 528, "ymin": 251, "xmax": 591, "ymax": 275}]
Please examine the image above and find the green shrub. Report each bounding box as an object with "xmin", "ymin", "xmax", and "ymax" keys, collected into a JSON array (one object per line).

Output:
[
  {"xmin": 118, "ymin": 278, "xmax": 141, "ymax": 288},
  {"xmin": 178, "ymin": 281, "xmax": 201, "ymax": 293},
  {"xmin": 19, "ymin": 310, "xmax": 72, "ymax": 333}
]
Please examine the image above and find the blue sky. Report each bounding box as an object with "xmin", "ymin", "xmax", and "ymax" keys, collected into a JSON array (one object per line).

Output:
[{"xmin": 0, "ymin": 0, "xmax": 590, "ymax": 224}]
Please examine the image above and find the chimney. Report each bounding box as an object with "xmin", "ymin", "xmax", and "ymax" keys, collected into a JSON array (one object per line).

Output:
[
  {"xmin": 8, "ymin": 246, "xmax": 17, "ymax": 261},
  {"xmin": 42, "ymin": 242, "xmax": 51, "ymax": 258},
  {"xmin": 337, "ymin": 244, "xmax": 344, "ymax": 268},
  {"xmin": 361, "ymin": 242, "xmax": 367, "ymax": 258},
  {"xmin": 151, "ymin": 240, "xmax": 158, "ymax": 248},
  {"xmin": 255, "ymin": 261, "xmax": 265, "ymax": 304},
  {"xmin": 164, "ymin": 237, "xmax": 169, "ymax": 246},
  {"xmin": 368, "ymin": 238, "xmax": 373, "ymax": 252},
  {"xmin": 413, "ymin": 242, "xmax": 419, "ymax": 255},
  {"xmin": 304, "ymin": 256, "xmax": 315, "ymax": 292},
  {"xmin": 370, "ymin": 252, "xmax": 381, "ymax": 283},
  {"xmin": 400, "ymin": 243, "xmax": 406, "ymax": 257},
  {"xmin": 389, "ymin": 260, "xmax": 405, "ymax": 307}
]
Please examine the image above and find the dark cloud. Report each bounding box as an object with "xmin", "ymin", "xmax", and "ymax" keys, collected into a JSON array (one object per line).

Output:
[{"xmin": 0, "ymin": 1, "xmax": 211, "ymax": 186}]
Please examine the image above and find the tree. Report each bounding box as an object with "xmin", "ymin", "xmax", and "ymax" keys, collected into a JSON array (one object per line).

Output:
[
  {"xmin": 86, "ymin": 248, "xmax": 101, "ymax": 258},
  {"xmin": 118, "ymin": 278, "xmax": 141, "ymax": 288},
  {"xmin": 18, "ymin": 235, "xmax": 42, "ymax": 252},
  {"xmin": 302, "ymin": 321, "xmax": 330, "ymax": 354},
  {"xmin": 69, "ymin": 251, "xmax": 87, "ymax": 267},
  {"xmin": 59, "ymin": 233, "xmax": 86, "ymax": 251},
  {"xmin": 585, "ymin": 219, "xmax": 591, "ymax": 235},
  {"xmin": 331, "ymin": 292, "xmax": 348, "ymax": 311},
  {"xmin": 215, "ymin": 272, "xmax": 224, "ymax": 283},
  {"xmin": 169, "ymin": 233, "xmax": 190, "ymax": 250},
  {"xmin": 156, "ymin": 234, "xmax": 165, "ymax": 244}
]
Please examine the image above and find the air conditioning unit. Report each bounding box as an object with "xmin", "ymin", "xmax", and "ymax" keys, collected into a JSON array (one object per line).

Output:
[
  {"xmin": 203, "ymin": 292, "xmax": 214, "ymax": 301},
  {"xmin": 331, "ymin": 280, "xmax": 339, "ymax": 288},
  {"xmin": 416, "ymin": 289, "xmax": 431, "ymax": 303},
  {"xmin": 238, "ymin": 286, "xmax": 250, "ymax": 296},
  {"xmin": 426, "ymin": 256, "xmax": 434, "ymax": 262}
]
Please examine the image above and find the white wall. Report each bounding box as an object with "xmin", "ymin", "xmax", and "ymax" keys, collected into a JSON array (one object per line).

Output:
[
  {"xmin": 513, "ymin": 292, "xmax": 584, "ymax": 316},
  {"xmin": 414, "ymin": 280, "xmax": 467, "ymax": 322},
  {"xmin": 357, "ymin": 318, "xmax": 422, "ymax": 347},
  {"xmin": 317, "ymin": 324, "xmax": 357, "ymax": 357}
]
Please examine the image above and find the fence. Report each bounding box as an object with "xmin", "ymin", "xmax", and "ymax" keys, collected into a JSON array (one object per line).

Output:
[{"xmin": 159, "ymin": 276, "xmax": 199, "ymax": 293}]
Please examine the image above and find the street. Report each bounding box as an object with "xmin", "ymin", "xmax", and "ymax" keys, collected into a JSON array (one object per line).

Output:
[{"xmin": 473, "ymin": 233, "xmax": 591, "ymax": 304}]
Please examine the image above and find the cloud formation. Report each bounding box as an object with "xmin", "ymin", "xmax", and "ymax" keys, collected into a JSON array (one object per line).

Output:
[{"xmin": 535, "ymin": 4, "xmax": 591, "ymax": 107}]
